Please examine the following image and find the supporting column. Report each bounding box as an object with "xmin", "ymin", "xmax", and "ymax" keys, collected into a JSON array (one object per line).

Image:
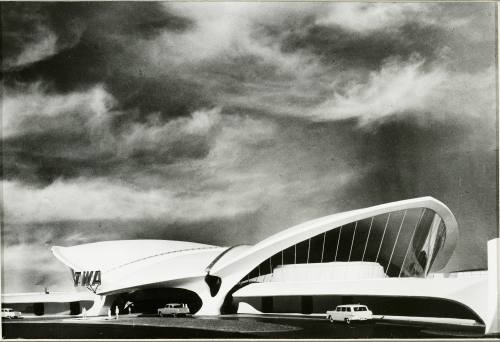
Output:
[
  {"xmin": 33, "ymin": 302, "xmax": 45, "ymax": 316},
  {"xmin": 69, "ymin": 301, "xmax": 81, "ymax": 315},
  {"xmin": 301, "ymin": 296, "xmax": 313, "ymax": 314},
  {"xmin": 87, "ymin": 294, "xmax": 112, "ymax": 316},
  {"xmin": 262, "ymin": 297, "xmax": 274, "ymax": 313}
]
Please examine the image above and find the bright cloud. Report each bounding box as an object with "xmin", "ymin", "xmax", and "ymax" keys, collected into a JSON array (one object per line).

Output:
[
  {"xmin": 2, "ymin": 84, "xmax": 116, "ymax": 139},
  {"xmin": 316, "ymin": 3, "xmax": 427, "ymax": 32},
  {"xmin": 3, "ymin": 177, "xmax": 258, "ymax": 223},
  {"xmin": 8, "ymin": 30, "xmax": 58, "ymax": 69},
  {"xmin": 310, "ymin": 58, "xmax": 446, "ymax": 123},
  {"xmin": 118, "ymin": 108, "xmax": 222, "ymax": 157},
  {"xmin": 2, "ymin": 109, "xmax": 281, "ymax": 224}
]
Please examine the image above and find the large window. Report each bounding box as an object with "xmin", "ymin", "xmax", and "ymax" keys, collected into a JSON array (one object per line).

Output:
[{"xmin": 238, "ymin": 208, "xmax": 448, "ymax": 286}]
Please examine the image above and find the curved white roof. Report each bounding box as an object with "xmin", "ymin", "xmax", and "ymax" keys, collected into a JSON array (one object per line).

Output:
[
  {"xmin": 52, "ymin": 239, "xmax": 220, "ymax": 272},
  {"xmin": 99, "ymin": 246, "xmax": 225, "ymax": 294}
]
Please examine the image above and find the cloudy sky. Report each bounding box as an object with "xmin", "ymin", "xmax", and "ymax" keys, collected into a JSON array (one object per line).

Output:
[{"xmin": 1, "ymin": 2, "xmax": 497, "ymax": 292}]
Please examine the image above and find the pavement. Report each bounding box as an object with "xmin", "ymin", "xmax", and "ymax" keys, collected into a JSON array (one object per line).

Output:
[{"xmin": 2, "ymin": 313, "xmax": 493, "ymax": 339}]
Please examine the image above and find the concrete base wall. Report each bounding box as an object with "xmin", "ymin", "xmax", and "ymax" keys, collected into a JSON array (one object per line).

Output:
[
  {"xmin": 6, "ymin": 301, "xmax": 95, "ymax": 316},
  {"xmin": 235, "ymin": 295, "xmax": 482, "ymax": 321}
]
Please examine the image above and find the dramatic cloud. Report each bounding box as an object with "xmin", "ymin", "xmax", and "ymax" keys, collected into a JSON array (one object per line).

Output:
[
  {"xmin": 1, "ymin": 3, "xmax": 59, "ymax": 69},
  {"xmin": 309, "ymin": 59, "xmax": 496, "ymax": 125},
  {"xmin": 315, "ymin": 3, "xmax": 427, "ymax": 32},
  {"xmin": 3, "ymin": 84, "xmax": 115, "ymax": 139},
  {"xmin": 310, "ymin": 57, "xmax": 445, "ymax": 122},
  {"xmin": 3, "ymin": 107, "xmax": 278, "ymax": 223},
  {"xmin": 1, "ymin": 2, "xmax": 497, "ymax": 292}
]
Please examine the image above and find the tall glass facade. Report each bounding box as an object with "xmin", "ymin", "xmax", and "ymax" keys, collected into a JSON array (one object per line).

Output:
[{"xmin": 238, "ymin": 207, "xmax": 448, "ymax": 286}]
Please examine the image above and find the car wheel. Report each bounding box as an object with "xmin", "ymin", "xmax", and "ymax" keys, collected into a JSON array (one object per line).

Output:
[
  {"xmin": 345, "ymin": 318, "xmax": 351, "ymax": 324},
  {"xmin": 329, "ymin": 316, "xmax": 334, "ymax": 323}
]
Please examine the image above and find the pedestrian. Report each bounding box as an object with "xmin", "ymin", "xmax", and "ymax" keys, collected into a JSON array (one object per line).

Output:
[
  {"xmin": 128, "ymin": 306, "xmax": 132, "ymax": 315},
  {"xmin": 107, "ymin": 308, "xmax": 112, "ymax": 320},
  {"xmin": 82, "ymin": 307, "xmax": 87, "ymax": 319},
  {"xmin": 115, "ymin": 306, "xmax": 119, "ymax": 319}
]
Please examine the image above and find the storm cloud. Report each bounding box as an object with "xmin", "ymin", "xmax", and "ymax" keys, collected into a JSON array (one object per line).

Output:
[{"xmin": 1, "ymin": 2, "xmax": 497, "ymax": 292}]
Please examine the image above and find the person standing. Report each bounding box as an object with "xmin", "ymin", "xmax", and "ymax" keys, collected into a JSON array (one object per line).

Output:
[
  {"xmin": 107, "ymin": 308, "xmax": 112, "ymax": 320},
  {"xmin": 82, "ymin": 307, "xmax": 87, "ymax": 319},
  {"xmin": 115, "ymin": 306, "xmax": 119, "ymax": 319}
]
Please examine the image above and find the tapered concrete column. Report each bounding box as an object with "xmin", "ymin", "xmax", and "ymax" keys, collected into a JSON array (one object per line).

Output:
[
  {"xmin": 87, "ymin": 294, "xmax": 111, "ymax": 316},
  {"xmin": 193, "ymin": 291, "xmax": 224, "ymax": 315},
  {"xmin": 486, "ymin": 238, "xmax": 499, "ymax": 334},
  {"xmin": 183, "ymin": 278, "xmax": 225, "ymax": 316}
]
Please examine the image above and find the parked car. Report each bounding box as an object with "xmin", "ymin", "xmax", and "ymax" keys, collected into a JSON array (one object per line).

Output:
[
  {"xmin": 157, "ymin": 303, "xmax": 189, "ymax": 317},
  {"xmin": 1, "ymin": 308, "xmax": 23, "ymax": 319},
  {"xmin": 326, "ymin": 304, "xmax": 372, "ymax": 324}
]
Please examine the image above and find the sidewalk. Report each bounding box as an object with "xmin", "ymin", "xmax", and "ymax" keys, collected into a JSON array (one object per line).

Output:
[
  {"xmin": 235, "ymin": 312, "xmax": 482, "ymax": 327},
  {"xmin": 372, "ymin": 315, "xmax": 480, "ymax": 327}
]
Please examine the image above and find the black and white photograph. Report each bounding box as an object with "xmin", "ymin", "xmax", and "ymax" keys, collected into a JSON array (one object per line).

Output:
[{"xmin": 1, "ymin": 1, "xmax": 499, "ymax": 339}]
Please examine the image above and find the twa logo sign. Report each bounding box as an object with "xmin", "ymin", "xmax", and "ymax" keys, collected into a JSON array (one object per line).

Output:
[{"xmin": 73, "ymin": 270, "xmax": 101, "ymax": 287}]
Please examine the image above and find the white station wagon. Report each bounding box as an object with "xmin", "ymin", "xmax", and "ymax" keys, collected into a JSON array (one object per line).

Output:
[
  {"xmin": 1, "ymin": 308, "xmax": 23, "ymax": 319},
  {"xmin": 157, "ymin": 303, "xmax": 189, "ymax": 317},
  {"xmin": 326, "ymin": 304, "xmax": 373, "ymax": 324}
]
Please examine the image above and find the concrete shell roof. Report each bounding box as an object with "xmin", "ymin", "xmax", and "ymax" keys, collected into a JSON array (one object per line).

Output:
[{"xmin": 52, "ymin": 239, "xmax": 221, "ymax": 272}]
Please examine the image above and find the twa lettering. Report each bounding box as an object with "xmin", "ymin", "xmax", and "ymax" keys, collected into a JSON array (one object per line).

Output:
[{"xmin": 73, "ymin": 270, "xmax": 101, "ymax": 286}]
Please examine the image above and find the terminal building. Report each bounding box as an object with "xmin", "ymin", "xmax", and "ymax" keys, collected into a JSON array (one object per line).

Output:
[{"xmin": 3, "ymin": 197, "xmax": 499, "ymax": 334}]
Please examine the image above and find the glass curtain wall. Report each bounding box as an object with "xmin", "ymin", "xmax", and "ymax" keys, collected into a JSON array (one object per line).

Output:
[{"xmin": 238, "ymin": 208, "xmax": 448, "ymax": 286}]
